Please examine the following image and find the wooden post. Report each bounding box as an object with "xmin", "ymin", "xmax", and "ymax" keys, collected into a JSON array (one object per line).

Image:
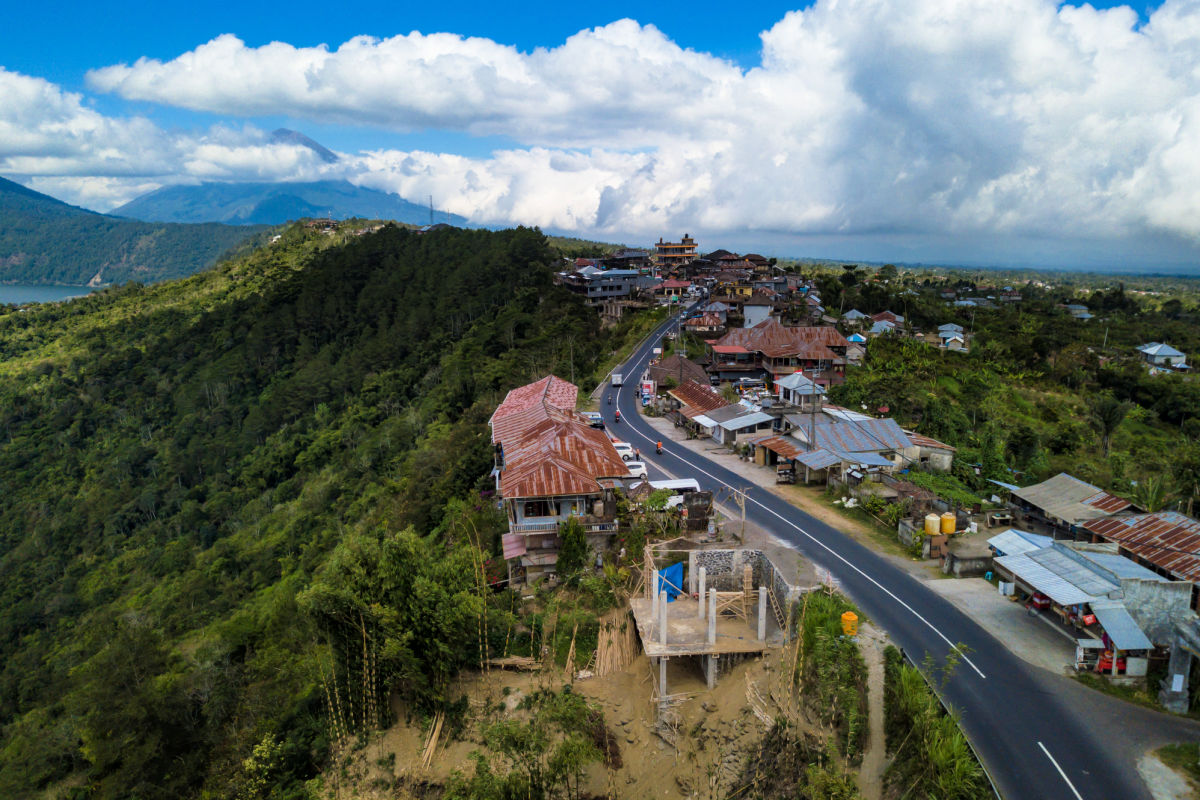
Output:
[{"xmin": 698, "ymin": 567, "xmax": 707, "ymax": 619}]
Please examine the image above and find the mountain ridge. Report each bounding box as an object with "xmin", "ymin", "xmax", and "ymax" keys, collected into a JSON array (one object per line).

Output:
[{"xmin": 113, "ymin": 179, "xmax": 469, "ymax": 227}]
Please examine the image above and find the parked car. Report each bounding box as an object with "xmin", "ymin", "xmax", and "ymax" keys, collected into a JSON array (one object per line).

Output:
[
  {"xmin": 625, "ymin": 461, "xmax": 648, "ymax": 479},
  {"xmin": 580, "ymin": 411, "xmax": 604, "ymax": 428},
  {"xmin": 611, "ymin": 442, "xmax": 634, "ymax": 461}
]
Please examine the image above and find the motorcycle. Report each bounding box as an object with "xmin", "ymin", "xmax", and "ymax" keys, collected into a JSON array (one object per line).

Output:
[
  {"xmin": 614, "ymin": 411, "xmax": 621, "ymax": 423},
  {"xmin": 656, "ymin": 441, "xmax": 663, "ymax": 455}
]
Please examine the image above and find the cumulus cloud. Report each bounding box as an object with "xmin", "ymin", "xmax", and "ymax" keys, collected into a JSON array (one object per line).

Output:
[{"xmin": 2, "ymin": 0, "xmax": 1197, "ymax": 258}]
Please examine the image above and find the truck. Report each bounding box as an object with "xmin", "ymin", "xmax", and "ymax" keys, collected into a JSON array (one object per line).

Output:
[{"xmin": 611, "ymin": 372, "xmax": 623, "ymax": 387}]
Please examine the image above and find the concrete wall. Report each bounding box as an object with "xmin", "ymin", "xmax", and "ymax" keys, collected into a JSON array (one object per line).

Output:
[{"xmin": 1122, "ymin": 579, "xmax": 1196, "ymax": 646}]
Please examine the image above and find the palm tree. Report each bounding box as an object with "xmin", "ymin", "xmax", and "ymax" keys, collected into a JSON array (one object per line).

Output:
[
  {"xmin": 1088, "ymin": 393, "xmax": 1131, "ymax": 456},
  {"xmin": 1133, "ymin": 474, "xmax": 1175, "ymax": 513}
]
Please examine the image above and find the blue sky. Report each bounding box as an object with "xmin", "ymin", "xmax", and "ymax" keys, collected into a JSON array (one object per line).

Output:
[{"xmin": 3, "ymin": 0, "xmax": 1197, "ymax": 270}]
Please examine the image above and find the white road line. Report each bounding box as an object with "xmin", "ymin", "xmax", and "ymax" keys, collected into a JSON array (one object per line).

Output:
[
  {"xmin": 616, "ymin": 340, "xmax": 988, "ymax": 680},
  {"xmin": 1038, "ymin": 741, "xmax": 1085, "ymax": 800}
]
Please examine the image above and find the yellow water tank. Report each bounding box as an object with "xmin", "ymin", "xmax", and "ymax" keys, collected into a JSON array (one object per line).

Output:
[
  {"xmin": 925, "ymin": 513, "xmax": 940, "ymax": 536},
  {"xmin": 841, "ymin": 611, "xmax": 858, "ymax": 637},
  {"xmin": 941, "ymin": 511, "xmax": 956, "ymax": 534}
]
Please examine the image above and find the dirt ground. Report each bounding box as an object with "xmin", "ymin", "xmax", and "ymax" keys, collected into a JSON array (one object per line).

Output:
[{"xmin": 336, "ymin": 626, "xmax": 890, "ymax": 799}]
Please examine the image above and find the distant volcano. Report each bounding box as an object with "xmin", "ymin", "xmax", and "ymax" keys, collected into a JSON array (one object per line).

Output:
[{"xmin": 270, "ymin": 128, "xmax": 339, "ymax": 163}]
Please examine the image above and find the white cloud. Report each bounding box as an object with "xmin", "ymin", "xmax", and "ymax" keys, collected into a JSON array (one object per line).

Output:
[{"xmin": 8, "ymin": 0, "xmax": 1200, "ymax": 260}]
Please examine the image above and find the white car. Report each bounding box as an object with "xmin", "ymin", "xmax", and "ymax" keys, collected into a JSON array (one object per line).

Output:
[
  {"xmin": 612, "ymin": 442, "xmax": 635, "ymax": 461},
  {"xmin": 625, "ymin": 461, "xmax": 648, "ymax": 479},
  {"xmin": 579, "ymin": 411, "xmax": 604, "ymax": 428}
]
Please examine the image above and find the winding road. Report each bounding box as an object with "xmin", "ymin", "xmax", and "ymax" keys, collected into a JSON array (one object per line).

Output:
[{"xmin": 604, "ymin": 308, "xmax": 1192, "ymax": 800}]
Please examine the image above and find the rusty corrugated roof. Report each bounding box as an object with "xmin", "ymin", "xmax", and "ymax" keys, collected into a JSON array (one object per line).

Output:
[
  {"xmin": 492, "ymin": 376, "xmax": 628, "ymax": 499},
  {"xmin": 1083, "ymin": 512, "xmax": 1200, "ymax": 581},
  {"xmin": 710, "ymin": 318, "xmax": 848, "ymax": 359},
  {"xmin": 669, "ymin": 380, "xmax": 729, "ymax": 414}
]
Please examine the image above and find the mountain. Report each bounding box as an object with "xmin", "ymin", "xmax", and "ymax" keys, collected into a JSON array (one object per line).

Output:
[
  {"xmin": 269, "ymin": 127, "xmax": 339, "ymax": 163},
  {"xmin": 113, "ymin": 179, "xmax": 469, "ymax": 227},
  {"xmin": 0, "ymin": 222, "xmax": 646, "ymax": 799},
  {"xmin": 0, "ymin": 176, "xmax": 265, "ymax": 286}
]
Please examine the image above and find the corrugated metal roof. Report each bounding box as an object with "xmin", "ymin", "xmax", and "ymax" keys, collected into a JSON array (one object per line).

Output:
[
  {"xmin": 987, "ymin": 529, "xmax": 1053, "ymax": 556},
  {"xmin": 994, "ymin": 551, "xmax": 1110, "ymax": 606},
  {"xmin": 905, "ymin": 431, "xmax": 957, "ymax": 452},
  {"xmin": 490, "ymin": 374, "xmax": 578, "ymax": 440},
  {"xmin": 669, "ymin": 380, "xmax": 728, "ymax": 414},
  {"xmin": 839, "ymin": 450, "xmax": 895, "ymax": 467},
  {"xmin": 502, "ymin": 533, "xmax": 527, "ymax": 560},
  {"xmin": 718, "ymin": 411, "xmax": 773, "ymax": 431},
  {"xmin": 797, "ymin": 449, "xmax": 842, "ymax": 470},
  {"xmin": 1012, "ymin": 473, "xmax": 1130, "ymax": 524},
  {"xmin": 1083, "ymin": 512, "xmax": 1200, "ymax": 581},
  {"xmin": 795, "ymin": 418, "xmax": 912, "ymax": 453},
  {"xmin": 1139, "ymin": 342, "xmax": 1185, "ymax": 357},
  {"xmin": 776, "ymin": 372, "xmax": 823, "ymax": 392},
  {"xmin": 692, "ymin": 414, "xmax": 718, "ymax": 428},
  {"xmin": 710, "ymin": 318, "xmax": 848, "ymax": 359},
  {"xmin": 1090, "ymin": 600, "xmax": 1154, "ymax": 650}
]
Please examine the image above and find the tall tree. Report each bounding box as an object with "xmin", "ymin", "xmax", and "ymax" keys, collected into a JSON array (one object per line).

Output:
[{"xmin": 1088, "ymin": 393, "xmax": 1131, "ymax": 456}]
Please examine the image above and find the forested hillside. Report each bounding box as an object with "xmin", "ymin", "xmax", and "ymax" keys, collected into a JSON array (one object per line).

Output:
[
  {"xmin": 0, "ymin": 176, "xmax": 265, "ymax": 285},
  {"xmin": 0, "ymin": 223, "xmax": 642, "ymax": 798}
]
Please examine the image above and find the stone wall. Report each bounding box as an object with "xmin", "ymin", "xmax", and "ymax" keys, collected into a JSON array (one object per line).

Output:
[
  {"xmin": 1122, "ymin": 579, "xmax": 1196, "ymax": 646},
  {"xmin": 687, "ymin": 548, "xmax": 807, "ymax": 609}
]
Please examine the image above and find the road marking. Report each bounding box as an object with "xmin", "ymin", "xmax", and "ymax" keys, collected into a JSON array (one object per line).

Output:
[
  {"xmin": 1038, "ymin": 741, "xmax": 1085, "ymax": 800},
  {"xmin": 616, "ymin": 328, "xmax": 987, "ymax": 680}
]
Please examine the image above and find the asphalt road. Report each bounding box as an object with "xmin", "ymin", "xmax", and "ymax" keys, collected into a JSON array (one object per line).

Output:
[{"xmin": 603, "ymin": 309, "xmax": 1150, "ymax": 800}]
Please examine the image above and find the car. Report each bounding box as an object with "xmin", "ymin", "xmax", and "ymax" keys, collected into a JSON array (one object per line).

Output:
[
  {"xmin": 611, "ymin": 442, "xmax": 634, "ymax": 460},
  {"xmin": 625, "ymin": 461, "xmax": 648, "ymax": 479},
  {"xmin": 579, "ymin": 411, "xmax": 604, "ymax": 428}
]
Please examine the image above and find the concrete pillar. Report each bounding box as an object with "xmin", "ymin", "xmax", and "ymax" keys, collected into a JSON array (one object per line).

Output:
[
  {"xmin": 707, "ymin": 590, "xmax": 717, "ymax": 645},
  {"xmin": 758, "ymin": 586, "xmax": 768, "ymax": 641},
  {"xmin": 705, "ymin": 655, "xmax": 717, "ymax": 689},
  {"xmin": 659, "ymin": 591, "xmax": 668, "ymax": 646},
  {"xmin": 660, "ymin": 656, "xmax": 668, "ymax": 700},
  {"xmin": 698, "ymin": 567, "xmax": 707, "ymax": 619},
  {"xmin": 688, "ymin": 554, "xmax": 697, "ymax": 595},
  {"xmin": 651, "ymin": 570, "xmax": 659, "ymax": 618}
]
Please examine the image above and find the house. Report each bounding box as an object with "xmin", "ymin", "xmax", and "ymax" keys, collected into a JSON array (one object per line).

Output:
[
  {"xmin": 706, "ymin": 318, "xmax": 848, "ymax": 386},
  {"xmin": 706, "ymin": 404, "xmax": 775, "ymax": 445},
  {"xmin": 1083, "ymin": 512, "xmax": 1200, "ymax": 611},
  {"xmin": 1065, "ymin": 304, "xmax": 1093, "ymax": 320},
  {"xmin": 872, "ymin": 310, "xmax": 904, "ymax": 326},
  {"xmin": 1138, "ymin": 343, "xmax": 1189, "ymax": 372},
  {"xmin": 868, "ymin": 319, "xmax": 896, "ymax": 336},
  {"xmin": 558, "ymin": 266, "xmax": 647, "ymax": 302},
  {"xmin": 742, "ymin": 297, "xmax": 775, "ymax": 328},
  {"xmin": 987, "ymin": 529, "xmax": 1053, "ymax": 557},
  {"xmin": 775, "ymin": 413, "xmax": 914, "ymax": 483},
  {"xmin": 844, "ymin": 341, "xmax": 867, "ymax": 365},
  {"xmin": 775, "ymin": 371, "xmax": 826, "ymax": 409},
  {"xmin": 647, "ymin": 354, "xmax": 708, "ymax": 388},
  {"xmin": 901, "ymin": 431, "xmax": 956, "ymax": 471},
  {"xmin": 843, "ymin": 309, "xmax": 869, "ymax": 325},
  {"xmin": 847, "ymin": 332, "xmax": 867, "ymax": 345},
  {"xmin": 1009, "ymin": 473, "xmax": 1132, "ymax": 538},
  {"xmin": 491, "ymin": 376, "xmax": 630, "ymax": 583},
  {"xmin": 657, "ymin": 278, "xmax": 693, "ymax": 298},
  {"xmin": 938, "ymin": 323, "xmax": 964, "ymax": 335},
  {"xmin": 601, "ymin": 248, "xmax": 651, "ymax": 270},
  {"xmin": 654, "ymin": 233, "xmax": 698, "ymax": 268},
  {"xmin": 684, "ymin": 312, "xmax": 725, "ymax": 335}
]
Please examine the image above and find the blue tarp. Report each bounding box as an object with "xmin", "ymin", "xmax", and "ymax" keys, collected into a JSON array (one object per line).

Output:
[{"xmin": 657, "ymin": 562, "xmax": 685, "ymax": 602}]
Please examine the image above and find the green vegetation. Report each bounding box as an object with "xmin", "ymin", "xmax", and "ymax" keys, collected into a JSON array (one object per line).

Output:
[
  {"xmin": 0, "ymin": 175, "xmax": 266, "ymax": 285},
  {"xmin": 794, "ymin": 590, "xmax": 867, "ymax": 759},
  {"xmin": 883, "ymin": 645, "xmax": 988, "ymax": 799},
  {"xmin": 827, "ymin": 274, "xmax": 1200, "ymax": 506},
  {"xmin": 1155, "ymin": 742, "xmax": 1200, "ymax": 786},
  {"xmin": 902, "ymin": 471, "xmax": 984, "ymax": 509},
  {"xmin": 0, "ymin": 222, "xmax": 654, "ymax": 798}
]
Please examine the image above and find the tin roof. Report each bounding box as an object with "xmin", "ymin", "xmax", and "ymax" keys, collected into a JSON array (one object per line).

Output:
[
  {"xmin": 1090, "ymin": 600, "xmax": 1154, "ymax": 650},
  {"xmin": 669, "ymin": 380, "xmax": 728, "ymax": 414},
  {"xmin": 1012, "ymin": 473, "xmax": 1130, "ymax": 524},
  {"xmin": 710, "ymin": 318, "xmax": 848, "ymax": 360},
  {"xmin": 776, "ymin": 372, "xmax": 823, "ymax": 393},
  {"xmin": 717, "ymin": 411, "xmax": 773, "ymax": 431},
  {"xmin": 647, "ymin": 355, "xmax": 708, "ymax": 386},
  {"xmin": 492, "ymin": 376, "xmax": 628, "ymax": 500},
  {"xmin": 904, "ymin": 431, "xmax": 957, "ymax": 452},
  {"xmin": 987, "ymin": 529, "xmax": 1053, "ymax": 556},
  {"xmin": 1083, "ymin": 511, "xmax": 1200, "ymax": 581},
  {"xmin": 792, "ymin": 417, "xmax": 912, "ymax": 453},
  {"xmin": 755, "ymin": 436, "xmax": 805, "ymax": 460},
  {"xmin": 1139, "ymin": 342, "xmax": 1185, "ymax": 357},
  {"xmin": 796, "ymin": 449, "xmax": 842, "ymax": 470}
]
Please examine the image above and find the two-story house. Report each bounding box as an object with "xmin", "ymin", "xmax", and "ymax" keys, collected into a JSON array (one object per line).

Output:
[
  {"xmin": 491, "ymin": 376, "xmax": 630, "ymax": 583},
  {"xmin": 706, "ymin": 318, "xmax": 849, "ymax": 387}
]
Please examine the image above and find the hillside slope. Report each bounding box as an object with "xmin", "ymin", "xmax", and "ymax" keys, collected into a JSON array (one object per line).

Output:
[
  {"xmin": 113, "ymin": 179, "xmax": 468, "ymax": 227},
  {"xmin": 0, "ymin": 176, "xmax": 265, "ymax": 286},
  {"xmin": 0, "ymin": 222, "xmax": 647, "ymax": 799}
]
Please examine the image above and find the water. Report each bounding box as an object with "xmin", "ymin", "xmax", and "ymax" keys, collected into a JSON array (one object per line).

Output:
[{"xmin": 0, "ymin": 284, "xmax": 91, "ymax": 305}]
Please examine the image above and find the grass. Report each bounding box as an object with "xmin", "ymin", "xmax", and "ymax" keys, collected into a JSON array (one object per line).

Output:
[
  {"xmin": 1156, "ymin": 742, "xmax": 1200, "ymax": 786},
  {"xmin": 800, "ymin": 485, "xmax": 926, "ymax": 563},
  {"xmin": 1072, "ymin": 672, "xmax": 1160, "ymax": 710}
]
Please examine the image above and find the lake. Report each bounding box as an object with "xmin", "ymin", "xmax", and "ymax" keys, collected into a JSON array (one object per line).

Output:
[{"xmin": 0, "ymin": 284, "xmax": 92, "ymax": 305}]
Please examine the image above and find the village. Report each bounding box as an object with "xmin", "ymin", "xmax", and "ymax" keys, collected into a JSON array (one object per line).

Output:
[{"xmin": 477, "ymin": 234, "xmax": 1200, "ymax": 731}]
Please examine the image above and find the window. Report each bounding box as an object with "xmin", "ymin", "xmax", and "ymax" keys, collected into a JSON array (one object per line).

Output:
[{"xmin": 523, "ymin": 500, "xmax": 552, "ymax": 518}]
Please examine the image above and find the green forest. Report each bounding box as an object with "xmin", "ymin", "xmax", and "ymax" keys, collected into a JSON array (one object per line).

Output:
[
  {"xmin": 0, "ymin": 223, "xmax": 649, "ymax": 798},
  {"xmin": 0, "ymin": 176, "xmax": 265, "ymax": 286}
]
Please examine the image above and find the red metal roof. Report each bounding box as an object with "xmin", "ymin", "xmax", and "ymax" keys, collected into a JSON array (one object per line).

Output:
[
  {"xmin": 492, "ymin": 376, "xmax": 628, "ymax": 500},
  {"xmin": 710, "ymin": 318, "xmax": 848, "ymax": 360},
  {"xmin": 711, "ymin": 344, "xmax": 750, "ymax": 354},
  {"xmin": 1083, "ymin": 512, "xmax": 1200, "ymax": 581},
  {"xmin": 668, "ymin": 380, "xmax": 729, "ymax": 414},
  {"xmin": 1083, "ymin": 490, "xmax": 1132, "ymax": 515}
]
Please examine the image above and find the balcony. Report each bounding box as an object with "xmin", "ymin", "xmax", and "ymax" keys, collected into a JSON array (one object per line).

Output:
[{"xmin": 509, "ymin": 517, "xmax": 618, "ymax": 535}]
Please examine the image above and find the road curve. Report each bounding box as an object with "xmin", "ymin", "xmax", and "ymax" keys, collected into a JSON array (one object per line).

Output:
[{"xmin": 604, "ymin": 309, "xmax": 1147, "ymax": 800}]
